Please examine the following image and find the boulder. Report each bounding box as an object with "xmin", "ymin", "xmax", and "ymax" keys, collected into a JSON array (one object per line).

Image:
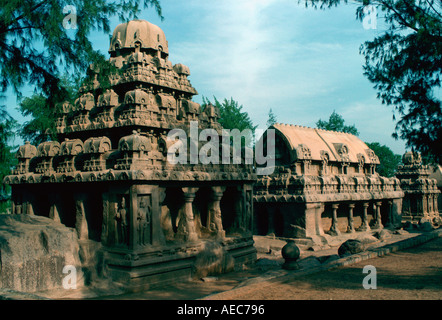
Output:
[
  {"xmin": 403, "ymin": 221, "xmax": 415, "ymax": 231},
  {"xmin": 317, "ymin": 254, "xmax": 340, "ymax": 265},
  {"xmin": 419, "ymin": 221, "xmax": 434, "ymax": 232},
  {"xmin": 255, "ymin": 258, "xmax": 281, "ymax": 270},
  {"xmin": 193, "ymin": 241, "xmax": 234, "ymax": 278},
  {"xmin": 393, "ymin": 228, "xmax": 409, "ymax": 235},
  {"xmin": 356, "ymin": 233, "xmax": 380, "ymax": 245},
  {"xmin": 338, "ymin": 239, "xmax": 365, "ymax": 257},
  {"xmin": 286, "ymin": 225, "xmax": 306, "ymax": 238},
  {"xmin": 0, "ymin": 214, "xmax": 83, "ymax": 293},
  {"xmin": 374, "ymin": 229, "xmax": 392, "ymax": 241},
  {"xmin": 297, "ymin": 256, "xmax": 321, "ymax": 269}
]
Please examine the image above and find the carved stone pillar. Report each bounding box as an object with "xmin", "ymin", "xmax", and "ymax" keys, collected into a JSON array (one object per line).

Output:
[
  {"xmin": 373, "ymin": 201, "xmax": 383, "ymax": 229},
  {"xmin": 101, "ymin": 192, "xmax": 110, "ymax": 245},
  {"xmin": 423, "ymin": 194, "xmax": 428, "ymax": 215},
  {"xmin": 385, "ymin": 200, "xmax": 394, "ymax": 229},
  {"xmin": 49, "ymin": 194, "xmax": 61, "ymax": 223},
  {"xmin": 357, "ymin": 202, "xmax": 371, "ymax": 231},
  {"xmin": 159, "ymin": 187, "xmax": 175, "ymax": 242},
  {"xmin": 327, "ymin": 204, "xmax": 340, "ymax": 236},
  {"xmin": 178, "ymin": 187, "xmax": 199, "ymax": 242},
  {"xmin": 346, "ymin": 203, "xmax": 355, "ymax": 233},
  {"xmin": 305, "ymin": 202, "xmax": 325, "ymax": 237},
  {"xmin": 24, "ymin": 194, "xmax": 35, "ymax": 216},
  {"xmin": 267, "ymin": 206, "xmax": 276, "ymax": 236},
  {"xmin": 208, "ymin": 186, "xmax": 226, "ymax": 239},
  {"xmin": 74, "ymin": 194, "xmax": 89, "ymax": 240}
]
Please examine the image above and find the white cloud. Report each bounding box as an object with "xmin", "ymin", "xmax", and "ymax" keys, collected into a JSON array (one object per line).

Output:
[{"xmin": 7, "ymin": 1, "xmax": 406, "ymax": 154}]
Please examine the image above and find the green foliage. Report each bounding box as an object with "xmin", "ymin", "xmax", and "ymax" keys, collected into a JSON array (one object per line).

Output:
[
  {"xmin": 19, "ymin": 93, "xmax": 57, "ymax": 145},
  {"xmin": 202, "ymin": 96, "xmax": 257, "ymax": 147},
  {"xmin": 366, "ymin": 142, "xmax": 401, "ymax": 177},
  {"xmin": 0, "ymin": 0, "xmax": 163, "ymax": 101},
  {"xmin": 304, "ymin": 0, "xmax": 442, "ymax": 164},
  {"xmin": 19, "ymin": 74, "xmax": 81, "ymax": 145},
  {"xmin": 0, "ymin": 0, "xmax": 164, "ymax": 139},
  {"xmin": 203, "ymin": 97, "xmax": 257, "ymax": 132},
  {"xmin": 266, "ymin": 108, "xmax": 278, "ymax": 128},
  {"xmin": 0, "ymin": 105, "xmax": 17, "ymax": 213},
  {"xmin": 316, "ymin": 110, "xmax": 360, "ymax": 136},
  {"xmin": 316, "ymin": 111, "xmax": 401, "ymax": 176}
]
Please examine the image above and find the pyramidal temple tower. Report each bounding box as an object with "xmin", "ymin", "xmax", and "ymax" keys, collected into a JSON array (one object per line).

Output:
[{"xmin": 5, "ymin": 20, "xmax": 256, "ymax": 290}]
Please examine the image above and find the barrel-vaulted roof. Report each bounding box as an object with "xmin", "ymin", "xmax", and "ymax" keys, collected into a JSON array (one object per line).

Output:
[{"xmin": 270, "ymin": 123, "xmax": 380, "ymax": 165}]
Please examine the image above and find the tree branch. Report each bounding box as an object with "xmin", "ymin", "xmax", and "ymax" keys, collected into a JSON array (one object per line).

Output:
[
  {"xmin": 0, "ymin": 0, "xmax": 50, "ymax": 33},
  {"xmin": 378, "ymin": 0, "xmax": 420, "ymax": 32},
  {"xmin": 2, "ymin": 25, "xmax": 38, "ymax": 34},
  {"xmin": 425, "ymin": 0, "xmax": 442, "ymax": 18}
]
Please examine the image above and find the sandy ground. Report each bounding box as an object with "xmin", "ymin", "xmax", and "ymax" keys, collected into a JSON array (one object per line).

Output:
[
  {"xmin": 34, "ymin": 230, "xmax": 440, "ymax": 300},
  {"xmin": 221, "ymin": 236, "xmax": 442, "ymax": 300},
  {"xmin": 77, "ymin": 231, "xmax": 441, "ymax": 300}
]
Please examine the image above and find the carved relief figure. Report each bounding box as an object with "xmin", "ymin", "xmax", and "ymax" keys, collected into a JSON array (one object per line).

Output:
[
  {"xmin": 245, "ymin": 190, "xmax": 253, "ymax": 231},
  {"xmin": 137, "ymin": 196, "xmax": 152, "ymax": 246},
  {"xmin": 115, "ymin": 197, "xmax": 128, "ymax": 245}
]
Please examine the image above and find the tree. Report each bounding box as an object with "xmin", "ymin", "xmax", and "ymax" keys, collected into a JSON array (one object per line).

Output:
[
  {"xmin": 366, "ymin": 142, "xmax": 401, "ymax": 177},
  {"xmin": 0, "ymin": 0, "xmax": 163, "ymax": 105},
  {"xmin": 0, "ymin": 105, "xmax": 17, "ymax": 213},
  {"xmin": 304, "ymin": 0, "xmax": 442, "ymax": 164},
  {"xmin": 0, "ymin": 1, "xmax": 163, "ymax": 147},
  {"xmin": 266, "ymin": 108, "xmax": 278, "ymax": 128},
  {"xmin": 19, "ymin": 74, "xmax": 81, "ymax": 145},
  {"xmin": 316, "ymin": 110, "xmax": 360, "ymax": 136},
  {"xmin": 202, "ymin": 96, "xmax": 257, "ymax": 147}
]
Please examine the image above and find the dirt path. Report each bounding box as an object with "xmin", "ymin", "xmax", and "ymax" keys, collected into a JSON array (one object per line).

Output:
[
  {"xmin": 226, "ymin": 236, "xmax": 442, "ymax": 300},
  {"xmin": 41, "ymin": 231, "xmax": 440, "ymax": 300}
]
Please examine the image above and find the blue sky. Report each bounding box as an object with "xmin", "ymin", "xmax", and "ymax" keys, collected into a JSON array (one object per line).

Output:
[{"xmin": 6, "ymin": 0, "xmax": 407, "ymax": 154}]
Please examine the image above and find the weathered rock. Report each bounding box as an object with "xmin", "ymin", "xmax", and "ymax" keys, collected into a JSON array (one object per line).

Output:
[
  {"xmin": 374, "ymin": 229, "xmax": 392, "ymax": 241},
  {"xmin": 255, "ymin": 258, "xmax": 281, "ymax": 270},
  {"xmin": 317, "ymin": 254, "xmax": 340, "ymax": 265},
  {"xmin": 253, "ymin": 236, "xmax": 286, "ymax": 255},
  {"xmin": 419, "ymin": 221, "xmax": 434, "ymax": 232},
  {"xmin": 287, "ymin": 225, "xmax": 306, "ymax": 238},
  {"xmin": 338, "ymin": 239, "xmax": 365, "ymax": 257},
  {"xmin": 193, "ymin": 241, "xmax": 234, "ymax": 278},
  {"xmin": 403, "ymin": 221, "xmax": 417, "ymax": 231},
  {"xmin": 356, "ymin": 233, "xmax": 380, "ymax": 245},
  {"xmin": 297, "ymin": 256, "xmax": 321, "ymax": 269},
  {"xmin": 200, "ymin": 276, "xmax": 218, "ymax": 282},
  {"xmin": 0, "ymin": 215, "xmax": 83, "ymax": 293},
  {"xmin": 393, "ymin": 228, "xmax": 409, "ymax": 235}
]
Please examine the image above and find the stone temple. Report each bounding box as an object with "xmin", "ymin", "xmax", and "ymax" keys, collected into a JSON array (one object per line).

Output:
[
  {"xmin": 253, "ymin": 123, "xmax": 404, "ymax": 245},
  {"xmin": 4, "ymin": 20, "xmax": 256, "ymax": 290},
  {"xmin": 3, "ymin": 19, "xmax": 440, "ymax": 296},
  {"xmin": 396, "ymin": 151, "xmax": 440, "ymax": 225}
]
